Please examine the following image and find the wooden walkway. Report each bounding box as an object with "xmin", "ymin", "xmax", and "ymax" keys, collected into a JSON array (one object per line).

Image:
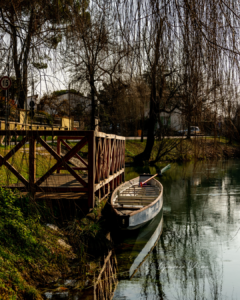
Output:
[{"xmin": 0, "ymin": 130, "xmax": 125, "ymax": 209}]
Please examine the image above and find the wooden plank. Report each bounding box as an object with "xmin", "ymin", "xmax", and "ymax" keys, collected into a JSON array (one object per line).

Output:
[
  {"xmin": 95, "ymin": 169, "xmax": 124, "ymax": 191},
  {"xmin": 88, "ymin": 131, "xmax": 95, "ymax": 208},
  {"xmin": 57, "ymin": 167, "xmax": 88, "ymax": 170},
  {"xmin": 99, "ymin": 137, "xmax": 103, "ymax": 181},
  {"xmin": 117, "ymin": 201, "xmax": 151, "ymax": 205},
  {"xmin": 35, "ymin": 192, "xmax": 88, "ymax": 200},
  {"xmin": 103, "ymin": 137, "xmax": 107, "ymax": 180},
  {"xmin": 98, "ymin": 138, "xmax": 103, "ymax": 181},
  {"xmin": 0, "ymin": 130, "xmax": 95, "ymax": 136},
  {"xmin": 36, "ymin": 174, "xmax": 88, "ymax": 186},
  {"xmin": 110, "ymin": 138, "xmax": 116, "ymax": 175},
  {"xmin": 57, "ymin": 137, "xmax": 61, "ymax": 173},
  {"xmin": 112, "ymin": 205, "xmax": 142, "ymax": 209},
  {"xmin": 95, "ymin": 137, "xmax": 100, "ymax": 183},
  {"xmin": 95, "ymin": 131, "xmax": 125, "ymax": 140},
  {"xmin": 36, "ymin": 187, "xmax": 89, "ymax": 192},
  {"xmin": 117, "ymin": 202, "xmax": 154, "ymax": 206},
  {"xmin": 29, "ymin": 136, "xmax": 36, "ymax": 193},
  {"xmin": 116, "ymin": 140, "xmax": 120, "ymax": 172},
  {"xmin": 118, "ymin": 196, "xmax": 157, "ymax": 200},
  {"xmin": 106, "ymin": 139, "xmax": 111, "ymax": 178},
  {"xmin": 57, "ymin": 136, "xmax": 85, "ymax": 140}
]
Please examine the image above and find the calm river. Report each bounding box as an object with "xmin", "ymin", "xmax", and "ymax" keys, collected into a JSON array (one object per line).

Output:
[{"xmin": 113, "ymin": 160, "xmax": 240, "ymax": 300}]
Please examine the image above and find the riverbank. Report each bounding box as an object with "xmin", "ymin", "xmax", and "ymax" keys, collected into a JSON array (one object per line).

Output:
[
  {"xmin": 125, "ymin": 137, "xmax": 240, "ymax": 163},
  {"xmin": 0, "ymin": 189, "xmax": 112, "ymax": 300}
]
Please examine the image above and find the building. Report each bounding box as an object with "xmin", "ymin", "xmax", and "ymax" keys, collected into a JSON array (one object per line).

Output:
[
  {"xmin": 56, "ymin": 92, "xmax": 91, "ymax": 113},
  {"xmin": 159, "ymin": 109, "xmax": 183, "ymax": 131},
  {"xmin": 37, "ymin": 91, "xmax": 91, "ymax": 117},
  {"xmin": 26, "ymin": 95, "xmax": 39, "ymax": 110}
]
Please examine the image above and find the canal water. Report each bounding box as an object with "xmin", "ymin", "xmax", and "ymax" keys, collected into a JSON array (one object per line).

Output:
[{"xmin": 113, "ymin": 160, "xmax": 240, "ymax": 300}]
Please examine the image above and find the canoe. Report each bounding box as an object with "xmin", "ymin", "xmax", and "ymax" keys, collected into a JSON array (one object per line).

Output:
[{"xmin": 111, "ymin": 174, "xmax": 163, "ymax": 230}]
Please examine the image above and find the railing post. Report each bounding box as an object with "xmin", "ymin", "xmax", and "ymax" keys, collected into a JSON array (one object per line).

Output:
[
  {"xmin": 57, "ymin": 137, "xmax": 61, "ymax": 173},
  {"xmin": 29, "ymin": 135, "xmax": 36, "ymax": 198},
  {"xmin": 0, "ymin": 121, "xmax": 2, "ymax": 146},
  {"xmin": 88, "ymin": 131, "xmax": 95, "ymax": 208},
  {"xmin": 123, "ymin": 139, "xmax": 125, "ymax": 182}
]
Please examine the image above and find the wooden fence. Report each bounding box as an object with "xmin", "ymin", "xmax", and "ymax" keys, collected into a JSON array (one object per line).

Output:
[{"xmin": 0, "ymin": 130, "xmax": 125, "ymax": 208}]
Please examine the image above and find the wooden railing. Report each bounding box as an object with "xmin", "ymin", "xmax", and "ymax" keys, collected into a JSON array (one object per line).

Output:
[
  {"xmin": 0, "ymin": 130, "xmax": 125, "ymax": 209},
  {"xmin": 0, "ymin": 120, "xmax": 68, "ymax": 145},
  {"xmin": 94, "ymin": 132, "xmax": 125, "ymax": 202}
]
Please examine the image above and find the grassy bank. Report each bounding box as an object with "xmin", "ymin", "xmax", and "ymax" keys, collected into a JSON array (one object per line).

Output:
[
  {"xmin": 0, "ymin": 188, "xmax": 110, "ymax": 300},
  {"xmin": 0, "ymin": 188, "xmax": 77, "ymax": 300},
  {"xmin": 125, "ymin": 137, "xmax": 240, "ymax": 163}
]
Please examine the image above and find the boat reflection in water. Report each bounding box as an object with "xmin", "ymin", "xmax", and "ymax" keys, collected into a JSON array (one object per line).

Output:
[{"xmin": 113, "ymin": 208, "xmax": 163, "ymax": 297}]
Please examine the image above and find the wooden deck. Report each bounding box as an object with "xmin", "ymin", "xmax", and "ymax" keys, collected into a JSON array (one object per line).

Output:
[
  {"xmin": 0, "ymin": 130, "xmax": 125, "ymax": 209},
  {"xmin": 10, "ymin": 174, "xmax": 88, "ymax": 188},
  {"xmin": 7, "ymin": 174, "xmax": 89, "ymax": 201}
]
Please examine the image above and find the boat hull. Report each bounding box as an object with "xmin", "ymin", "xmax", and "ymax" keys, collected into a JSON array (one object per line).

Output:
[
  {"xmin": 111, "ymin": 176, "xmax": 163, "ymax": 230},
  {"xmin": 116, "ymin": 193, "xmax": 163, "ymax": 230}
]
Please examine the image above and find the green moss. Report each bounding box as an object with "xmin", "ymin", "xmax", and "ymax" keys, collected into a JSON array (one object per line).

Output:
[{"xmin": 0, "ymin": 188, "xmax": 73, "ymax": 300}]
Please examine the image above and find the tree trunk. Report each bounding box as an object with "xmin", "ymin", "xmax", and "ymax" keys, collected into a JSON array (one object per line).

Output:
[
  {"xmin": 134, "ymin": 16, "xmax": 162, "ymax": 164},
  {"xmin": 90, "ymin": 78, "xmax": 95, "ymax": 130},
  {"xmin": 11, "ymin": 20, "xmax": 24, "ymax": 108},
  {"xmin": 141, "ymin": 115, "xmax": 144, "ymax": 143},
  {"xmin": 18, "ymin": 67, "xmax": 28, "ymax": 109},
  {"xmin": 134, "ymin": 89, "xmax": 157, "ymax": 164},
  {"xmin": 186, "ymin": 121, "xmax": 191, "ymax": 139},
  {"xmin": 13, "ymin": 8, "xmax": 34, "ymax": 109}
]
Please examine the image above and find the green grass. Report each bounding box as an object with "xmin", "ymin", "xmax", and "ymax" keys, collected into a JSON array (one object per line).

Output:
[
  {"xmin": 125, "ymin": 137, "xmax": 240, "ymax": 163},
  {"xmin": 0, "ymin": 188, "xmax": 74, "ymax": 300}
]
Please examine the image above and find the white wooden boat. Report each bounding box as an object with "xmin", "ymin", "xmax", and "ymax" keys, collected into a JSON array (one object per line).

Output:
[{"xmin": 111, "ymin": 174, "xmax": 163, "ymax": 230}]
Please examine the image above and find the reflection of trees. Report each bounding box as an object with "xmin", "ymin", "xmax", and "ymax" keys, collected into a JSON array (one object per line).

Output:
[
  {"xmin": 156, "ymin": 210, "xmax": 223, "ymax": 299},
  {"xmin": 120, "ymin": 160, "xmax": 238, "ymax": 299},
  {"xmin": 139, "ymin": 246, "xmax": 166, "ymax": 300},
  {"xmin": 152, "ymin": 247, "xmax": 166, "ymax": 300},
  {"xmin": 139, "ymin": 165, "xmax": 226, "ymax": 299},
  {"xmin": 133, "ymin": 234, "xmax": 167, "ymax": 300},
  {"xmin": 153, "ymin": 166, "xmax": 226, "ymax": 299}
]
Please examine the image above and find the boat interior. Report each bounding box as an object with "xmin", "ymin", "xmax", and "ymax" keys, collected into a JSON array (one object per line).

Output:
[{"xmin": 112, "ymin": 178, "xmax": 161, "ymax": 215}]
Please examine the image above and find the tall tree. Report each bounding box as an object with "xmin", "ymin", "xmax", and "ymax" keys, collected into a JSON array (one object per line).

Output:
[
  {"xmin": 63, "ymin": 0, "xmax": 129, "ymax": 130},
  {"xmin": 0, "ymin": 0, "xmax": 73, "ymax": 108},
  {"xmin": 116, "ymin": 0, "xmax": 240, "ymax": 163}
]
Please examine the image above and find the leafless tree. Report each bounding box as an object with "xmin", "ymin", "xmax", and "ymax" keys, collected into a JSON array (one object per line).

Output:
[
  {"xmin": 115, "ymin": 0, "xmax": 240, "ymax": 163},
  {"xmin": 0, "ymin": 0, "xmax": 74, "ymax": 108},
  {"xmin": 61, "ymin": 0, "xmax": 130, "ymax": 130}
]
